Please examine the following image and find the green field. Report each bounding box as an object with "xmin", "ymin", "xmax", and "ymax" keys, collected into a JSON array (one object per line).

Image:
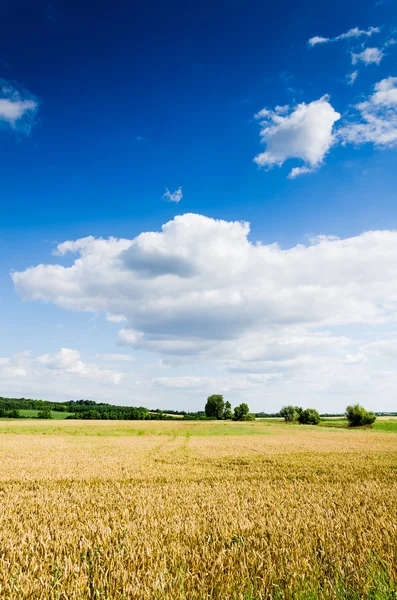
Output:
[
  {"xmin": 319, "ymin": 417, "xmax": 397, "ymax": 432},
  {"xmin": 0, "ymin": 409, "xmax": 73, "ymax": 421},
  {"xmin": 0, "ymin": 419, "xmax": 283, "ymax": 436},
  {"xmin": 0, "ymin": 416, "xmax": 396, "ymax": 434},
  {"xmin": 2, "ymin": 408, "xmax": 396, "ymax": 432}
]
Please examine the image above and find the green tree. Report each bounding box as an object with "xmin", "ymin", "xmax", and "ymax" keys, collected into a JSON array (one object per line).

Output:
[
  {"xmin": 298, "ymin": 408, "xmax": 320, "ymax": 425},
  {"xmin": 234, "ymin": 403, "xmax": 254, "ymax": 421},
  {"xmin": 345, "ymin": 404, "xmax": 376, "ymax": 427},
  {"xmin": 280, "ymin": 405, "xmax": 302, "ymax": 422},
  {"xmin": 38, "ymin": 406, "xmax": 52, "ymax": 419},
  {"xmin": 205, "ymin": 395, "xmax": 225, "ymax": 419},
  {"xmin": 223, "ymin": 401, "xmax": 233, "ymax": 420},
  {"xmin": 8, "ymin": 408, "xmax": 21, "ymax": 419}
]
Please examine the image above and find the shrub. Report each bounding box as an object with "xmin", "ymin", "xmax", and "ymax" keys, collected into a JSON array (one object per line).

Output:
[
  {"xmin": 298, "ymin": 408, "xmax": 320, "ymax": 425},
  {"xmin": 280, "ymin": 405, "xmax": 302, "ymax": 422},
  {"xmin": 38, "ymin": 407, "xmax": 52, "ymax": 419},
  {"xmin": 345, "ymin": 404, "xmax": 376, "ymax": 427},
  {"xmin": 242, "ymin": 413, "xmax": 255, "ymax": 421},
  {"xmin": 234, "ymin": 403, "xmax": 252, "ymax": 421}
]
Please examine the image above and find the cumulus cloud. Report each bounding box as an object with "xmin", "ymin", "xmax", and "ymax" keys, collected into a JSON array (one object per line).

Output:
[
  {"xmin": 0, "ymin": 78, "xmax": 39, "ymax": 135},
  {"xmin": 0, "ymin": 352, "xmax": 30, "ymax": 380},
  {"xmin": 254, "ymin": 97, "xmax": 341, "ymax": 177},
  {"xmin": 340, "ymin": 76, "xmax": 397, "ymax": 146},
  {"xmin": 163, "ymin": 187, "xmax": 183, "ymax": 203},
  {"xmin": 308, "ymin": 26, "xmax": 380, "ymax": 47},
  {"xmin": 12, "ymin": 212, "xmax": 397, "ymax": 380},
  {"xmin": 11, "ymin": 215, "xmax": 397, "ymax": 411},
  {"xmin": 352, "ymin": 47, "xmax": 384, "ymax": 65},
  {"xmin": 37, "ymin": 348, "xmax": 122, "ymax": 383}
]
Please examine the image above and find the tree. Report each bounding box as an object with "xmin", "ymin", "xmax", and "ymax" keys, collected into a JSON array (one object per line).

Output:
[
  {"xmin": 280, "ymin": 405, "xmax": 302, "ymax": 422},
  {"xmin": 298, "ymin": 408, "xmax": 320, "ymax": 425},
  {"xmin": 223, "ymin": 401, "xmax": 233, "ymax": 420},
  {"xmin": 8, "ymin": 409, "xmax": 20, "ymax": 419},
  {"xmin": 205, "ymin": 395, "xmax": 224, "ymax": 419},
  {"xmin": 38, "ymin": 407, "xmax": 52, "ymax": 419},
  {"xmin": 345, "ymin": 404, "xmax": 376, "ymax": 427},
  {"xmin": 233, "ymin": 403, "xmax": 254, "ymax": 421}
]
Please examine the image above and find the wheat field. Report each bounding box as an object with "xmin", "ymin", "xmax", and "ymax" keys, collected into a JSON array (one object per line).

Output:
[{"xmin": 0, "ymin": 420, "xmax": 396, "ymax": 599}]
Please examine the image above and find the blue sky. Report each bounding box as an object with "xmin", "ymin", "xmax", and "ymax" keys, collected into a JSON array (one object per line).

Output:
[{"xmin": 1, "ymin": 0, "xmax": 397, "ymax": 412}]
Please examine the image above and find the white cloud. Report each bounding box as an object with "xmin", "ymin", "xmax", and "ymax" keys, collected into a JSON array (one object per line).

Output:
[
  {"xmin": 308, "ymin": 36, "xmax": 330, "ymax": 47},
  {"xmin": 254, "ymin": 97, "xmax": 341, "ymax": 177},
  {"xmin": 340, "ymin": 76, "xmax": 397, "ymax": 146},
  {"xmin": 347, "ymin": 71, "xmax": 358, "ymax": 85},
  {"xmin": 308, "ymin": 26, "xmax": 380, "ymax": 47},
  {"xmin": 352, "ymin": 47, "xmax": 384, "ymax": 65},
  {"xmin": 0, "ymin": 366, "xmax": 27, "ymax": 379},
  {"xmin": 337, "ymin": 26, "xmax": 380, "ymax": 40},
  {"xmin": 12, "ymin": 212, "xmax": 397, "ymax": 378},
  {"xmin": 288, "ymin": 166, "xmax": 313, "ymax": 179},
  {"xmin": 37, "ymin": 348, "xmax": 122, "ymax": 384},
  {"xmin": 163, "ymin": 186, "xmax": 183, "ymax": 203},
  {"xmin": 0, "ymin": 352, "xmax": 31, "ymax": 380},
  {"xmin": 9, "ymin": 214, "xmax": 397, "ymax": 412},
  {"xmin": 0, "ymin": 78, "xmax": 39, "ymax": 134},
  {"xmin": 106, "ymin": 313, "xmax": 127, "ymax": 322}
]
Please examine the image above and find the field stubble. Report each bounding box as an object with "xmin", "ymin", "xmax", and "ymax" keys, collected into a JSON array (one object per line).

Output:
[{"xmin": 0, "ymin": 421, "xmax": 396, "ymax": 599}]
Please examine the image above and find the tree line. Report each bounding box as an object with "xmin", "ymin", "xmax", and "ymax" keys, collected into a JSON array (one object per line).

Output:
[
  {"xmin": 279, "ymin": 404, "xmax": 377, "ymax": 427},
  {"xmin": 0, "ymin": 395, "xmax": 382, "ymax": 425}
]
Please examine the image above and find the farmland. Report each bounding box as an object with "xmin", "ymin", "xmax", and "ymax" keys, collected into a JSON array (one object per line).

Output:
[
  {"xmin": 0, "ymin": 409, "xmax": 74, "ymax": 421},
  {"xmin": 0, "ymin": 420, "xmax": 396, "ymax": 599}
]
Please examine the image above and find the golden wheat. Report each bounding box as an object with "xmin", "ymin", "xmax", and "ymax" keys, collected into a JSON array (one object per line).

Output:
[{"xmin": 0, "ymin": 421, "xmax": 396, "ymax": 599}]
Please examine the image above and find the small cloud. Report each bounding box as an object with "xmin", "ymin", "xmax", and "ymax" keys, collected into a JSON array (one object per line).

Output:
[
  {"xmin": 163, "ymin": 186, "xmax": 183, "ymax": 203},
  {"xmin": 338, "ymin": 26, "xmax": 380, "ymax": 40},
  {"xmin": 309, "ymin": 26, "xmax": 380, "ymax": 47},
  {"xmin": 275, "ymin": 104, "xmax": 290, "ymax": 114},
  {"xmin": 288, "ymin": 166, "xmax": 313, "ymax": 179},
  {"xmin": 106, "ymin": 313, "xmax": 127, "ymax": 323},
  {"xmin": 136, "ymin": 136, "xmax": 145, "ymax": 141},
  {"xmin": 347, "ymin": 71, "xmax": 358, "ymax": 85},
  {"xmin": 254, "ymin": 96, "xmax": 341, "ymax": 178},
  {"xmin": 352, "ymin": 47, "xmax": 384, "ymax": 65},
  {"xmin": 0, "ymin": 78, "xmax": 39, "ymax": 135},
  {"xmin": 308, "ymin": 36, "xmax": 330, "ymax": 47}
]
